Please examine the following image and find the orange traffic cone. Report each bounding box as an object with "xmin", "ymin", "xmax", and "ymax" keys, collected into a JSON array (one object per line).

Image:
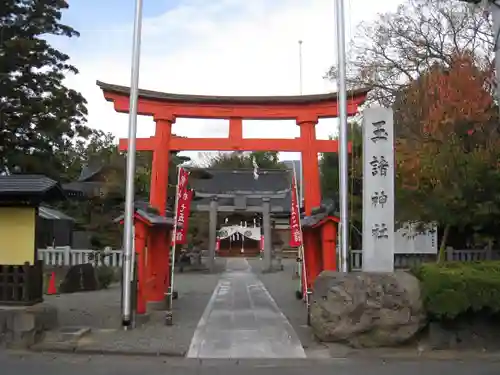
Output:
[{"xmin": 47, "ymin": 272, "xmax": 57, "ymax": 295}]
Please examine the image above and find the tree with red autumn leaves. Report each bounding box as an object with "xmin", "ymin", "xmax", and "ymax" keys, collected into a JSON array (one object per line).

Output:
[
  {"xmin": 394, "ymin": 54, "xmax": 500, "ymax": 257},
  {"xmin": 325, "ymin": 0, "xmax": 500, "ymax": 250}
]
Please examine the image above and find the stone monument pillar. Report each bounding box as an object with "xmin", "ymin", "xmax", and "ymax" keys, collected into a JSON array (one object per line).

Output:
[{"xmin": 362, "ymin": 107, "xmax": 395, "ymax": 272}]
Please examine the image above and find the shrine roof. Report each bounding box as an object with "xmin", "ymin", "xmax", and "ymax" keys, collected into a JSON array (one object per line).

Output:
[
  {"xmin": 77, "ymin": 164, "xmax": 115, "ymax": 182},
  {"xmin": 189, "ymin": 169, "xmax": 291, "ymax": 212},
  {"xmin": 96, "ymin": 81, "xmax": 370, "ymax": 105},
  {"xmin": 114, "ymin": 201, "xmax": 176, "ymax": 226},
  {"xmin": 301, "ymin": 203, "xmax": 340, "ymax": 228},
  {"xmin": 189, "ymin": 168, "xmax": 290, "ymax": 194}
]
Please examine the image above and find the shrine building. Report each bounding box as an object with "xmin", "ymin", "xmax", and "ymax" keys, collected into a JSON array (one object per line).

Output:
[{"xmin": 189, "ymin": 168, "xmax": 293, "ymax": 258}]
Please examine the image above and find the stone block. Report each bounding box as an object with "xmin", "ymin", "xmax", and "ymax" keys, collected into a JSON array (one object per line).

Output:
[
  {"xmin": 60, "ymin": 264, "xmax": 98, "ymax": 293},
  {"xmin": 0, "ymin": 303, "xmax": 58, "ymax": 349},
  {"xmin": 310, "ymin": 270, "xmax": 426, "ymax": 348},
  {"xmin": 12, "ymin": 311, "xmax": 35, "ymax": 332}
]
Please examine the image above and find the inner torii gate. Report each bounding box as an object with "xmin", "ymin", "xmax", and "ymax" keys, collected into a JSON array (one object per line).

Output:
[{"xmin": 97, "ymin": 80, "xmax": 368, "ymax": 290}]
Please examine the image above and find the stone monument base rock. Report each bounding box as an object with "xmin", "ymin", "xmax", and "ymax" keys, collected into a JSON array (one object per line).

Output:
[{"xmin": 310, "ymin": 271, "xmax": 426, "ymax": 348}]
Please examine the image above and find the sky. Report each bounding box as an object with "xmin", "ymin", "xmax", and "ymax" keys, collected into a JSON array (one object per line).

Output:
[{"xmin": 56, "ymin": 0, "xmax": 403, "ymax": 162}]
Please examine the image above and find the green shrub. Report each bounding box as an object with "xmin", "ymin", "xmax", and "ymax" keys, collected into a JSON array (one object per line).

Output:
[
  {"xmin": 95, "ymin": 266, "xmax": 115, "ymax": 289},
  {"xmin": 412, "ymin": 261, "xmax": 500, "ymax": 319}
]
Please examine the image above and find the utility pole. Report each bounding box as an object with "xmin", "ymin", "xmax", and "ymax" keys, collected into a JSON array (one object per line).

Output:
[
  {"xmin": 121, "ymin": 0, "xmax": 144, "ymax": 329},
  {"xmin": 299, "ymin": 40, "xmax": 303, "ymax": 95},
  {"xmin": 488, "ymin": 1, "xmax": 500, "ymax": 115},
  {"xmin": 298, "ymin": 40, "xmax": 304, "ymax": 210},
  {"xmin": 334, "ymin": 0, "xmax": 350, "ymax": 272},
  {"xmin": 460, "ymin": 0, "xmax": 500, "ymax": 117}
]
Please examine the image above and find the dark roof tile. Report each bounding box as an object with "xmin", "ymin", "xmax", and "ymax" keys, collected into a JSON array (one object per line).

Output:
[
  {"xmin": 301, "ymin": 203, "xmax": 340, "ymax": 228},
  {"xmin": 39, "ymin": 206, "xmax": 75, "ymax": 221},
  {"xmin": 0, "ymin": 175, "xmax": 59, "ymax": 194},
  {"xmin": 114, "ymin": 201, "xmax": 176, "ymax": 226},
  {"xmin": 78, "ymin": 164, "xmax": 103, "ymax": 182},
  {"xmin": 189, "ymin": 169, "xmax": 292, "ymax": 212},
  {"xmin": 189, "ymin": 169, "xmax": 290, "ymax": 194}
]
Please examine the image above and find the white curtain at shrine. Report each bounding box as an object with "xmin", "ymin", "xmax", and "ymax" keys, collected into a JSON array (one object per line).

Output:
[
  {"xmin": 218, "ymin": 225, "xmax": 261, "ymax": 241},
  {"xmin": 217, "ymin": 225, "xmax": 239, "ymax": 239},
  {"xmin": 240, "ymin": 227, "xmax": 260, "ymax": 241}
]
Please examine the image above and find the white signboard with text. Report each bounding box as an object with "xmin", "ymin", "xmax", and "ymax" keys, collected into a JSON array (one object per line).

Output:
[
  {"xmin": 362, "ymin": 107, "xmax": 395, "ymax": 271},
  {"xmin": 395, "ymin": 222, "xmax": 438, "ymax": 254}
]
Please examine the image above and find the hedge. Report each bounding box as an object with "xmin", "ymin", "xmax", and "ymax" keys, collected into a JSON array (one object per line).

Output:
[{"xmin": 412, "ymin": 261, "xmax": 500, "ymax": 319}]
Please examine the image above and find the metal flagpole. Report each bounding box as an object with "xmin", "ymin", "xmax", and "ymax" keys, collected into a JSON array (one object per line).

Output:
[
  {"xmin": 168, "ymin": 166, "xmax": 181, "ymax": 313},
  {"xmin": 298, "ymin": 40, "xmax": 304, "ymax": 210},
  {"xmin": 457, "ymin": 1, "xmax": 500, "ymax": 115},
  {"xmin": 488, "ymin": 1, "xmax": 500, "ymax": 118},
  {"xmin": 121, "ymin": 0, "xmax": 144, "ymax": 329},
  {"xmin": 292, "ymin": 164, "xmax": 308, "ymax": 311},
  {"xmin": 129, "ymin": 226, "xmax": 136, "ymax": 327},
  {"xmin": 334, "ymin": 0, "xmax": 350, "ymax": 272},
  {"xmin": 299, "ymin": 40, "xmax": 303, "ymax": 95}
]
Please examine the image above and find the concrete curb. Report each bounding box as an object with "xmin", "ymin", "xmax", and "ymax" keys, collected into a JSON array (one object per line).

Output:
[
  {"xmin": 305, "ymin": 343, "xmax": 500, "ymax": 361},
  {"xmin": 30, "ymin": 345, "xmax": 186, "ymax": 358},
  {"xmin": 28, "ymin": 344, "xmax": 500, "ymax": 361},
  {"xmin": 339, "ymin": 350, "xmax": 500, "ymax": 361}
]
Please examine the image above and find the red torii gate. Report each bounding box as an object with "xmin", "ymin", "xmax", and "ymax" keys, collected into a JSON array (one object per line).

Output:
[{"xmin": 97, "ymin": 81, "xmax": 368, "ymax": 290}]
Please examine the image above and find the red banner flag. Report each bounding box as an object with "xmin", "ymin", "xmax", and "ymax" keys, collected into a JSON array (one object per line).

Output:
[
  {"xmin": 260, "ymin": 235, "xmax": 264, "ymax": 253},
  {"xmin": 177, "ymin": 168, "xmax": 189, "ymax": 198},
  {"xmin": 289, "ymin": 174, "xmax": 302, "ymax": 247},
  {"xmin": 174, "ymin": 189, "xmax": 193, "ymax": 244},
  {"xmin": 172, "ymin": 168, "xmax": 192, "ymax": 245}
]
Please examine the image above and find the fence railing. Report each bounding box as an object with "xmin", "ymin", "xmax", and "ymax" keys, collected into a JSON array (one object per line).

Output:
[
  {"xmin": 350, "ymin": 247, "xmax": 500, "ymax": 271},
  {"xmin": 38, "ymin": 247, "xmax": 500, "ymax": 270},
  {"xmin": 38, "ymin": 247, "xmax": 123, "ymax": 267}
]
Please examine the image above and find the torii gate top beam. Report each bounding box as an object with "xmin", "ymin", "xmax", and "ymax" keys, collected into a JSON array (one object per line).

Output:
[{"xmin": 97, "ymin": 80, "xmax": 368, "ymax": 120}]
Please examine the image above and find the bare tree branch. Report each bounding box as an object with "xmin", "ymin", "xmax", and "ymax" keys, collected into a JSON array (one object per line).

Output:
[{"xmin": 327, "ymin": 0, "xmax": 493, "ymax": 106}]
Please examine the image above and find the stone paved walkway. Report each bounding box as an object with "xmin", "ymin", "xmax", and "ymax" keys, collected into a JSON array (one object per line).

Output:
[
  {"xmin": 247, "ymin": 258, "xmax": 329, "ymax": 356},
  {"xmin": 187, "ymin": 258, "xmax": 306, "ymax": 359}
]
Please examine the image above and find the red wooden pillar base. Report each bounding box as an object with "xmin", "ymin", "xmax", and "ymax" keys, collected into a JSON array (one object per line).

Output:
[
  {"xmin": 148, "ymin": 231, "xmax": 163, "ymax": 302},
  {"xmin": 148, "ymin": 228, "xmax": 171, "ymax": 303},
  {"xmin": 134, "ymin": 223, "xmax": 147, "ymax": 314},
  {"xmin": 303, "ymin": 231, "xmax": 322, "ymax": 291},
  {"xmin": 321, "ymin": 222, "xmax": 338, "ymax": 271}
]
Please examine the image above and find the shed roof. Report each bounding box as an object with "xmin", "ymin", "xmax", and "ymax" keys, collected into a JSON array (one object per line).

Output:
[
  {"xmin": 39, "ymin": 206, "xmax": 75, "ymax": 221},
  {"xmin": 0, "ymin": 175, "xmax": 65, "ymax": 203}
]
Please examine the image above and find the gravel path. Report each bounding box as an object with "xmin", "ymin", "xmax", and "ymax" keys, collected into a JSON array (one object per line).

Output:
[{"xmin": 39, "ymin": 258, "xmax": 226, "ymax": 355}]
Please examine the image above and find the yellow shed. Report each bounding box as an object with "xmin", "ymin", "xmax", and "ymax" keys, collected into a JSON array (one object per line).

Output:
[{"xmin": 0, "ymin": 174, "xmax": 65, "ymax": 306}]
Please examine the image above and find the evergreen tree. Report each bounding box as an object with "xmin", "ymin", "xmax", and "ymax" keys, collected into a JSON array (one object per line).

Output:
[{"xmin": 0, "ymin": 0, "xmax": 89, "ymax": 178}]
